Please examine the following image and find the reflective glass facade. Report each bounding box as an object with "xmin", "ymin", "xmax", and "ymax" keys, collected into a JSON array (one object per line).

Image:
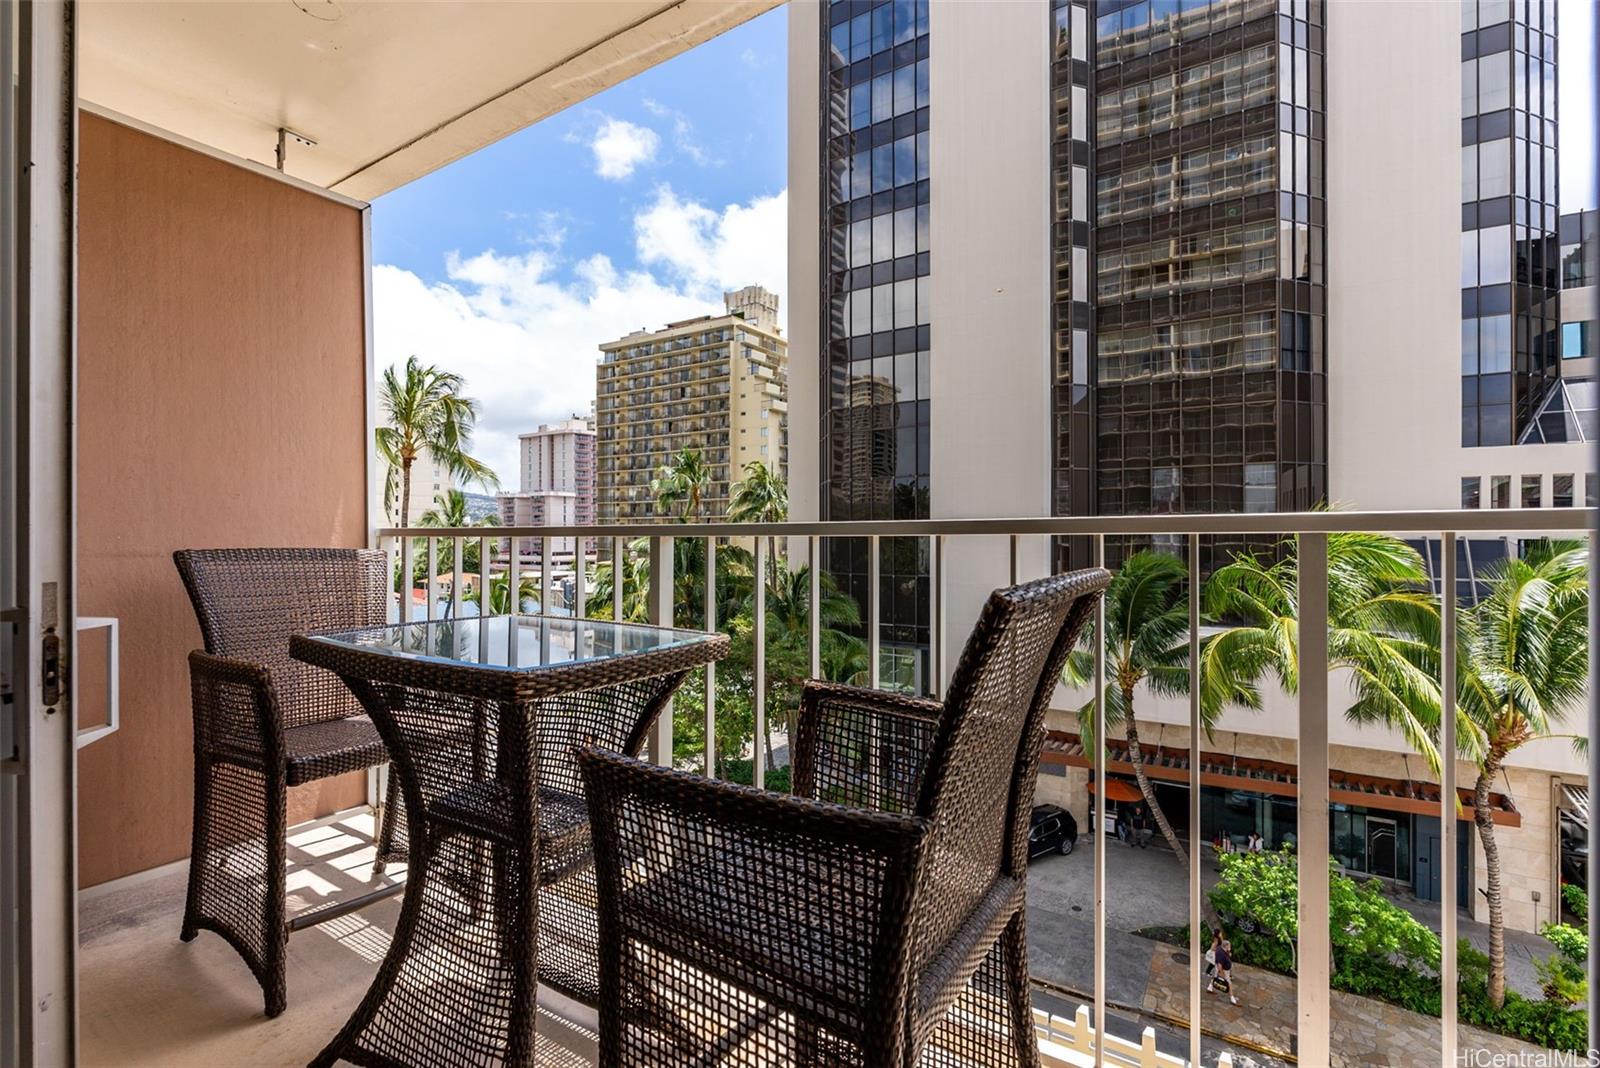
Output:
[
  {"xmin": 1080, "ymin": 0, "xmax": 1325, "ymax": 568},
  {"xmin": 1460, "ymin": 0, "xmax": 1560, "ymax": 446},
  {"xmin": 823, "ymin": 0, "xmax": 932, "ymax": 686},
  {"xmin": 1050, "ymin": 0, "xmax": 1096, "ymax": 565}
]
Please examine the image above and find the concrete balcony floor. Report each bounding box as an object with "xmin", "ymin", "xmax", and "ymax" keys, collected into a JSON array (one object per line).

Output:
[{"xmin": 79, "ymin": 811, "xmax": 597, "ymax": 1067}]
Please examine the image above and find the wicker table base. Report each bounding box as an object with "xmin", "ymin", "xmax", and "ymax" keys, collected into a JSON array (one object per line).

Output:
[{"xmin": 291, "ymin": 615, "xmax": 726, "ymax": 1068}]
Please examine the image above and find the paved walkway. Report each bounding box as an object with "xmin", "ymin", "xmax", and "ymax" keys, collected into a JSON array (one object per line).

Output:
[
  {"xmin": 1142, "ymin": 947, "xmax": 1553, "ymax": 1067},
  {"xmin": 1027, "ymin": 833, "xmax": 1554, "ymax": 999},
  {"xmin": 1025, "ymin": 832, "xmax": 1571, "ymax": 1063}
]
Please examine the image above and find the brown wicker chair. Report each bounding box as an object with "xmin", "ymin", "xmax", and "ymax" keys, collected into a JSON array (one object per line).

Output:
[
  {"xmin": 577, "ymin": 567, "xmax": 1111, "ymax": 1067},
  {"xmin": 173, "ymin": 547, "xmax": 406, "ymax": 1017}
]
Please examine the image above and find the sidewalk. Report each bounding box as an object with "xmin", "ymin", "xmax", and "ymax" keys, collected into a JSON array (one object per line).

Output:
[
  {"xmin": 1141, "ymin": 946, "xmax": 1556, "ymax": 1067},
  {"xmin": 1027, "ymin": 833, "xmax": 1556, "ymax": 999}
]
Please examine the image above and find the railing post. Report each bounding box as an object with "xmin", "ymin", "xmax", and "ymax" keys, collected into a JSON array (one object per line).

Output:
[
  {"xmin": 1296, "ymin": 531, "xmax": 1330, "ymax": 1066},
  {"xmin": 507, "ymin": 535, "xmax": 521, "ymax": 614},
  {"xmin": 477, "ymin": 535, "xmax": 490, "ymax": 616},
  {"xmin": 450, "ymin": 536, "xmax": 463, "ymax": 622},
  {"xmin": 1589, "ymin": 526, "xmax": 1599, "ymax": 1054},
  {"xmin": 611, "ymin": 536, "xmax": 625, "ymax": 622},
  {"xmin": 400, "ymin": 534, "xmax": 415, "ymax": 624},
  {"xmin": 1092, "ymin": 532, "xmax": 1107, "ymax": 1068},
  {"xmin": 933, "ymin": 535, "xmax": 945, "ymax": 699},
  {"xmin": 1440, "ymin": 531, "xmax": 1457, "ymax": 1068},
  {"xmin": 704, "ymin": 536, "xmax": 717, "ymax": 779},
  {"xmin": 575, "ymin": 539, "xmax": 587, "ymax": 618},
  {"xmin": 1187, "ymin": 532, "xmax": 1201, "ymax": 1068},
  {"xmin": 540, "ymin": 538, "xmax": 553, "ymax": 615},
  {"xmin": 808, "ymin": 536, "xmax": 821, "ymax": 682},
  {"xmin": 385, "ymin": 536, "xmax": 399, "ymax": 623},
  {"xmin": 426, "ymin": 536, "xmax": 437, "ymax": 623},
  {"xmin": 867, "ymin": 535, "xmax": 880, "ymax": 690},
  {"xmin": 646, "ymin": 535, "xmax": 673, "ymax": 766},
  {"xmin": 753, "ymin": 535, "xmax": 767, "ymax": 790}
]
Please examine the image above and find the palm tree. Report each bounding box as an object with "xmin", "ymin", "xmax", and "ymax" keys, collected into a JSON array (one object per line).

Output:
[
  {"xmin": 415, "ymin": 489, "xmax": 499, "ymax": 609},
  {"xmin": 1063, "ymin": 550, "xmax": 1250, "ymax": 867},
  {"xmin": 463, "ymin": 573, "xmax": 541, "ymax": 616},
  {"xmin": 1201, "ymin": 532, "xmax": 1445, "ymax": 772},
  {"xmin": 1455, "ymin": 540, "xmax": 1589, "ymax": 1009},
  {"xmin": 651, "ymin": 448, "xmax": 712, "ymax": 523},
  {"xmin": 585, "ymin": 538, "xmax": 649, "ymax": 622},
  {"xmin": 375, "ymin": 355, "xmax": 499, "ymax": 526},
  {"xmin": 729, "ymin": 460, "xmax": 788, "ymax": 583}
]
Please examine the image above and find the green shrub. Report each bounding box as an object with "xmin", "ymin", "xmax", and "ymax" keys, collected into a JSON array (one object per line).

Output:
[
  {"xmin": 1207, "ymin": 847, "xmax": 1438, "ymax": 979},
  {"xmin": 718, "ymin": 759, "xmax": 791, "ymax": 793},
  {"xmin": 1561, "ymin": 883, "xmax": 1588, "ymax": 924},
  {"xmin": 1538, "ymin": 883, "xmax": 1589, "ymax": 1006}
]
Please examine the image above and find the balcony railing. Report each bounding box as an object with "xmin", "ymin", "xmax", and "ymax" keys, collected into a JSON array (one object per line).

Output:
[{"xmin": 378, "ymin": 508, "xmax": 1595, "ymax": 1068}]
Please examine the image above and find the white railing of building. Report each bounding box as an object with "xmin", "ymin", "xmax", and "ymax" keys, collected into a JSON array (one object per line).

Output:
[{"xmin": 378, "ymin": 508, "xmax": 1595, "ymax": 1068}]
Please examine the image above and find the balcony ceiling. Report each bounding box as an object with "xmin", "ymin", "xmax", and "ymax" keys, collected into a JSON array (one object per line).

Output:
[{"xmin": 79, "ymin": 0, "xmax": 778, "ymax": 201}]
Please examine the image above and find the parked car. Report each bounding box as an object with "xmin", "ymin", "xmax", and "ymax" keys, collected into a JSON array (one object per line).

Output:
[{"xmin": 1029, "ymin": 804, "xmax": 1078, "ymax": 858}]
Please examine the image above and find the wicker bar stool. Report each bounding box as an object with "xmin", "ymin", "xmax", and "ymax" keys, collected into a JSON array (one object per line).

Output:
[
  {"xmin": 578, "ymin": 567, "xmax": 1111, "ymax": 1067},
  {"xmin": 173, "ymin": 547, "xmax": 407, "ymax": 1017}
]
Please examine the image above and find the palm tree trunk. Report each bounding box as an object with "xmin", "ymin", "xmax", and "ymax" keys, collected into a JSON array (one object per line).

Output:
[
  {"xmin": 1123, "ymin": 696, "xmax": 1189, "ymax": 868},
  {"xmin": 399, "ymin": 458, "xmax": 414, "ymax": 530},
  {"xmin": 1473, "ymin": 745, "xmax": 1509, "ymax": 1010}
]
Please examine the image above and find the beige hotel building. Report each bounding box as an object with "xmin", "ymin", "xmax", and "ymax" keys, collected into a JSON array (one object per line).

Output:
[{"xmin": 595, "ymin": 286, "xmax": 789, "ymax": 522}]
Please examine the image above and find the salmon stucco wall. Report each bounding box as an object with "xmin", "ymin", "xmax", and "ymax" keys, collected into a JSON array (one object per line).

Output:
[{"xmin": 76, "ymin": 112, "xmax": 371, "ymax": 887}]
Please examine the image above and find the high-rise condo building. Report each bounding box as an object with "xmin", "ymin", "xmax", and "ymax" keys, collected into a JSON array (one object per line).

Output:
[
  {"xmin": 790, "ymin": 0, "xmax": 1591, "ymax": 933},
  {"xmin": 792, "ymin": 0, "xmax": 1590, "ymax": 665},
  {"xmin": 496, "ymin": 417, "xmax": 596, "ymax": 561},
  {"xmin": 595, "ymin": 287, "xmax": 788, "ymax": 522}
]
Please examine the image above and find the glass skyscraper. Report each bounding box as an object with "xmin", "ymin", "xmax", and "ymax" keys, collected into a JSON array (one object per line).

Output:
[
  {"xmin": 1459, "ymin": 0, "xmax": 1560, "ymax": 446},
  {"xmin": 822, "ymin": 0, "xmax": 932, "ymax": 687},
  {"xmin": 1050, "ymin": 0, "xmax": 1328, "ymax": 571}
]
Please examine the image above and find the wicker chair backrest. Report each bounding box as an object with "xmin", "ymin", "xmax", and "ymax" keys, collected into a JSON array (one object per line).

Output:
[
  {"xmin": 174, "ymin": 547, "xmax": 388, "ymax": 729},
  {"xmin": 912, "ymin": 568, "xmax": 1108, "ymax": 970}
]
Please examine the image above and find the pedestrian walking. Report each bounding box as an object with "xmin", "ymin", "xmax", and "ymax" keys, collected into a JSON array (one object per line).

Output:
[{"xmin": 1207, "ymin": 935, "xmax": 1240, "ymax": 1005}]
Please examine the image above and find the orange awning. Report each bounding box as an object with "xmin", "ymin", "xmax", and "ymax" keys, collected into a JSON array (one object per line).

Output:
[
  {"xmin": 1087, "ymin": 777, "xmax": 1144, "ymax": 804},
  {"xmin": 1045, "ymin": 730, "xmax": 1521, "ymax": 827}
]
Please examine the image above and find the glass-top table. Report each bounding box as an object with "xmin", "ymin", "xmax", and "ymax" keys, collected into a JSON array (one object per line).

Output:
[
  {"xmin": 290, "ymin": 615, "xmax": 728, "ymax": 1068},
  {"xmin": 297, "ymin": 614, "xmax": 718, "ymax": 672}
]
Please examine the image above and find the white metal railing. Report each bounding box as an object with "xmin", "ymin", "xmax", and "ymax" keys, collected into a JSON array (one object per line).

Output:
[{"xmin": 377, "ymin": 507, "xmax": 1596, "ymax": 1068}]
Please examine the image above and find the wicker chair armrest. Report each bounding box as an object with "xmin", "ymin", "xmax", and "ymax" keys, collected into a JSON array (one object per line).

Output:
[
  {"xmin": 792, "ymin": 681, "xmax": 943, "ymax": 812},
  {"xmin": 577, "ymin": 746, "xmax": 929, "ymax": 1028},
  {"xmin": 187, "ymin": 650, "xmax": 283, "ymax": 761}
]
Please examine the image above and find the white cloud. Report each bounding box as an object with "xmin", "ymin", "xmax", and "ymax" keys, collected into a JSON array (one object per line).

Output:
[
  {"xmin": 589, "ymin": 117, "xmax": 659, "ymax": 180},
  {"xmin": 374, "ymin": 188, "xmax": 787, "ymax": 486},
  {"xmin": 635, "ymin": 184, "xmax": 787, "ymax": 296}
]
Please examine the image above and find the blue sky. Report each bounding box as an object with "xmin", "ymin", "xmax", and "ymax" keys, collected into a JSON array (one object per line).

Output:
[
  {"xmin": 372, "ymin": 2, "xmax": 1596, "ymax": 488},
  {"xmin": 370, "ymin": 8, "xmax": 788, "ymax": 485},
  {"xmin": 374, "ymin": 10, "xmax": 787, "ymax": 285}
]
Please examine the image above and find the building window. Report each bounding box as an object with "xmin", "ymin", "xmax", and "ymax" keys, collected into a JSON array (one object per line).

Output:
[
  {"xmin": 1490, "ymin": 475, "xmax": 1510, "ymax": 508},
  {"xmin": 1520, "ymin": 474, "xmax": 1541, "ymax": 509},
  {"xmin": 1561, "ymin": 322, "xmax": 1591, "ymax": 360},
  {"xmin": 1244, "ymin": 464, "xmax": 1277, "ymax": 514},
  {"xmin": 1461, "ymin": 477, "xmax": 1482, "ymax": 509},
  {"xmin": 1552, "ymin": 473, "xmax": 1574, "ymax": 507},
  {"xmin": 1588, "ymin": 473, "xmax": 1598, "ymax": 508}
]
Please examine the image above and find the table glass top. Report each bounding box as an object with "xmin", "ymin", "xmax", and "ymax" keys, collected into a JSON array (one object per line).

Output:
[{"xmin": 300, "ymin": 614, "xmax": 719, "ymax": 672}]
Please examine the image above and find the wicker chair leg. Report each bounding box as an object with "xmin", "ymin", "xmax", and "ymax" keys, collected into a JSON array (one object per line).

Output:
[
  {"xmin": 179, "ymin": 756, "xmax": 210, "ymax": 944},
  {"xmin": 1000, "ymin": 912, "xmax": 1041, "ymax": 1068},
  {"xmin": 262, "ymin": 775, "xmax": 289, "ymax": 1018},
  {"xmin": 372, "ymin": 764, "xmax": 406, "ymax": 875}
]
